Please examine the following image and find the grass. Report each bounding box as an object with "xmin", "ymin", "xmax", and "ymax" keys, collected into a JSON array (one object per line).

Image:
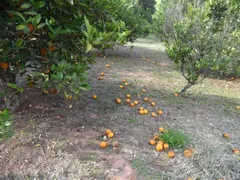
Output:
[
  {"xmin": 127, "ymin": 117, "xmax": 138, "ymax": 123},
  {"xmin": 160, "ymin": 129, "xmax": 190, "ymax": 148}
]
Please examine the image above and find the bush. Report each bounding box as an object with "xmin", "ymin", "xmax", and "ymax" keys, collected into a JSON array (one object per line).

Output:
[
  {"xmin": 0, "ymin": 109, "xmax": 13, "ymax": 141},
  {"xmin": 160, "ymin": 129, "xmax": 190, "ymax": 148}
]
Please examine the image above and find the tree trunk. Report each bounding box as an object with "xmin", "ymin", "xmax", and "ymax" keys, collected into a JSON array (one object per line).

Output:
[
  {"xmin": 0, "ymin": 69, "xmax": 19, "ymax": 112},
  {"xmin": 180, "ymin": 82, "xmax": 194, "ymax": 94}
]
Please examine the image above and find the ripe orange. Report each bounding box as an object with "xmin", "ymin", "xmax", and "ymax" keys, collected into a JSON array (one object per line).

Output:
[
  {"xmin": 233, "ymin": 148, "xmax": 239, "ymax": 154},
  {"xmin": 122, "ymin": 79, "xmax": 126, "ymax": 83},
  {"xmin": 98, "ymin": 76, "xmax": 103, "ymax": 80},
  {"xmin": 151, "ymin": 102, "xmax": 156, "ymax": 106},
  {"xmin": 138, "ymin": 107, "xmax": 144, "ymax": 111},
  {"xmin": 99, "ymin": 142, "xmax": 107, "ymax": 148},
  {"xmin": 168, "ymin": 151, "xmax": 175, "ymax": 158},
  {"xmin": 157, "ymin": 141, "xmax": 164, "ymax": 145},
  {"xmin": 143, "ymin": 109, "xmax": 148, "ymax": 114},
  {"xmin": 44, "ymin": 68, "xmax": 50, "ymax": 75},
  {"xmin": 156, "ymin": 144, "xmax": 163, "ymax": 151},
  {"xmin": 157, "ymin": 110, "xmax": 163, "ymax": 115},
  {"xmin": 159, "ymin": 127, "xmax": 165, "ymax": 133},
  {"xmin": 153, "ymin": 135, "xmax": 159, "ymax": 140},
  {"xmin": 108, "ymin": 132, "xmax": 114, "ymax": 138},
  {"xmin": 142, "ymin": 89, "xmax": 146, "ymax": 93},
  {"xmin": 130, "ymin": 102, "xmax": 135, "ymax": 107},
  {"xmin": 187, "ymin": 178, "xmax": 193, "ymax": 180},
  {"xmin": 126, "ymin": 99, "xmax": 131, "ymax": 103},
  {"xmin": 125, "ymin": 82, "xmax": 129, "ymax": 86},
  {"xmin": 92, "ymin": 94, "xmax": 97, "ymax": 99},
  {"xmin": 151, "ymin": 112, "xmax": 157, "ymax": 117},
  {"xmin": 184, "ymin": 149, "xmax": 192, "ymax": 158},
  {"xmin": 40, "ymin": 48, "xmax": 47, "ymax": 55},
  {"xmin": 0, "ymin": 62, "xmax": 10, "ymax": 69},
  {"xmin": 163, "ymin": 143, "xmax": 169, "ymax": 149},
  {"xmin": 144, "ymin": 97, "xmax": 149, "ymax": 102},
  {"xmin": 149, "ymin": 139, "xmax": 156, "ymax": 146},
  {"xmin": 148, "ymin": 99, "xmax": 153, "ymax": 103},
  {"xmin": 116, "ymin": 98, "xmax": 121, "ymax": 104},
  {"xmin": 106, "ymin": 64, "xmax": 110, "ymax": 68},
  {"xmin": 27, "ymin": 23, "xmax": 34, "ymax": 31},
  {"xmin": 105, "ymin": 129, "xmax": 112, "ymax": 135},
  {"xmin": 223, "ymin": 133, "xmax": 229, "ymax": 138},
  {"xmin": 134, "ymin": 100, "xmax": 139, "ymax": 105},
  {"xmin": 126, "ymin": 94, "xmax": 131, "ymax": 98},
  {"xmin": 48, "ymin": 45, "xmax": 56, "ymax": 51},
  {"xmin": 49, "ymin": 88, "xmax": 58, "ymax": 95},
  {"xmin": 119, "ymin": 85, "xmax": 124, "ymax": 89},
  {"xmin": 174, "ymin": 93, "xmax": 179, "ymax": 97},
  {"xmin": 67, "ymin": 95, "xmax": 73, "ymax": 100},
  {"xmin": 236, "ymin": 106, "xmax": 240, "ymax": 110},
  {"xmin": 139, "ymin": 110, "xmax": 144, "ymax": 115}
]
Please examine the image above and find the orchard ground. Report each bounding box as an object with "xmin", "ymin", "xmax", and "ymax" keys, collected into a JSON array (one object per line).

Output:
[{"xmin": 0, "ymin": 38, "xmax": 240, "ymax": 180}]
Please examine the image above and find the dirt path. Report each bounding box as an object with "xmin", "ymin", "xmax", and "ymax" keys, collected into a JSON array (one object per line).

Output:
[{"xmin": 0, "ymin": 38, "xmax": 240, "ymax": 180}]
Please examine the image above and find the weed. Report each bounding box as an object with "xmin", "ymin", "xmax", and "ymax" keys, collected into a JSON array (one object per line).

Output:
[
  {"xmin": 0, "ymin": 109, "xmax": 13, "ymax": 141},
  {"xmin": 160, "ymin": 129, "xmax": 190, "ymax": 148}
]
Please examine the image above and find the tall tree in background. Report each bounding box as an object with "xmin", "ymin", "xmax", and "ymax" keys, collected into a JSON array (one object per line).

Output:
[{"xmin": 139, "ymin": 0, "xmax": 156, "ymax": 22}]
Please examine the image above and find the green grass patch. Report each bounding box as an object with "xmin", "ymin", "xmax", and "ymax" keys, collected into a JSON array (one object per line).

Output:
[
  {"xmin": 127, "ymin": 117, "xmax": 138, "ymax": 123},
  {"xmin": 160, "ymin": 129, "xmax": 190, "ymax": 148}
]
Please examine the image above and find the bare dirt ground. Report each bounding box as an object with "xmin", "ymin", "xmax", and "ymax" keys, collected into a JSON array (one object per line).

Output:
[{"xmin": 0, "ymin": 38, "xmax": 240, "ymax": 180}]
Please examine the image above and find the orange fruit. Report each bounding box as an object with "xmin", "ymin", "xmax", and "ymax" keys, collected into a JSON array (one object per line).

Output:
[
  {"xmin": 105, "ymin": 129, "xmax": 112, "ymax": 135},
  {"xmin": 156, "ymin": 144, "xmax": 163, "ymax": 151},
  {"xmin": 223, "ymin": 133, "xmax": 229, "ymax": 138},
  {"xmin": 159, "ymin": 127, "xmax": 165, "ymax": 133},
  {"xmin": 174, "ymin": 93, "xmax": 179, "ymax": 97},
  {"xmin": 143, "ymin": 109, "xmax": 148, "ymax": 114},
  {"xmin": 153, "ymin": 135, "xmax": 159, "ymax": 140},
  {"xmin": 151, "ymin": 112, "xmax": 157, "ymax": 117},
  {"xmin": 106, "ymin": 64, "xmax": 110, "ymax": 68},
  {"xmin": 142, "ymin": 89, "xmax": 146, "ymax": 93},
  {"xmin": 44, "ymin": 68, "xmax": 50, "ymax": 75},
  {"xmin": 126, "ymin": 94, "xmax": 131, "ymax": 98},
  {"xmin": 108, "ymin": 132, "xmax": 114, "ymax": 138},
  {"xmin": 187, "ymin": 178, "xmax": 193, "ymax": 180},
  {"xmin": 138, "ymin": 107, "xmax": 144, "ymax": 111},
  {"xmin": 0, "ymin": 62, "xmax": 10, "ymax": 69},
  {"xmin": 98, "ymin": 76, "xmax": 103, "ymax": 80},
  {"xmin": 151, "ymin": 102, "xmax": 156, "ymax": 106},
  {"xmin": 144, "ymin": 97, "xmax": 149, "ymax": 102},
  {"xmin": 122, "ymin": 79, "xmax": 126, "ymax": 83},
  {"xmin": 236, "ymin": 106, "xmax": 240, "ymax": 110},
  {"xmin": 139, "ymin": 110, "xmax": 144, "ymax": 115},
  {"xmin": 157, "ymin": 110, "xmax": 163, "ymax": 115},
  {"xmin": 184, "ymin": 149, "xmax": 192, "ymax": 158},
  {"xmin": 130, "ymin": 102, "xmax": 135, "ymax": 107},
  {"xmin": 134, "ymin": 100, "xmax": 139, "ymax": 105},
  {"xmin": 125, "ymin": 83, "xmax": 129, "ymax": 86},
  {"xmin": 149, "ymin": 139, "xmax": 156, "ymax": 145},
  {"xmin": 233, "ymin": 148, "xmax": 240, "ymax": 154},
  {"xmin": 189, "ymin": 148, "xmax": 195, "ymax": 153},
  {"xmin": 67, "ymin": 95, "xmax": 73, "ymax": 100},
  {"xmin": 8, "ymin": 13, "xmax": 14, "ymax": 18},
  {"xmin": 99, "ymin": 142, "xmax": 107, "ymax": 148},
  {"xmin": 92, "ymin": 94, "xmax": 97, "ymax": 99},
  {"xmin": 126, "ymin": 99, "xmax": 131, "ymax": 103},
  {"xmin": 163, "ymin": 143, "xmax": 169, "ymax": 149},
  {"xmin": 27, "ymin": 23, "xmax": 34, "ymax": 31},
  {"xmin": 168, "ymin": 151, "xmax": 175, "ymax": 158},
  {"xmin": 119, "ymin": 85, "xmax": 124, "ymax": 89},
  {"xmin": 48, "ymin": 45, "xmax": 56, "ymax": 51},
  {"xmin": 49, "ymin": 88, "xmax": 58, "ymax": 95},
  {"xmin": 116, "ymin": 98, "xmax": 121, "ymax": 104},
  {"xmin": 40, "ymin": 48, "xmax": 47, "ymax": 55},
  {"xmin": 157, "ymin": 141, "xmax": 164, "ymax": 145},
  {"xmin": 100, "ymin": 72, "xmax": 104, "ymax": 76}
]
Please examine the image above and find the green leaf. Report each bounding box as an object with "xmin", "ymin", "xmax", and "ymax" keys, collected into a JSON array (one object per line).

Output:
[
  {"xmin": 32, "ymin": 14, "xmax": 41, "ymax": 26},
  {"xmin": 16, "ymin": 24, "xmax": 26, "ymax": 31},
  {"xmin": 7, "ymin": 11, "xmax": 26, "ymax": 22},
  {"xmin": 80, "ymin": 82, "xmax": 92, "ymax": 91},
  {"xmin": 20, "ymin": 3, "xmax": 32, "ymax": 9},
  {"xmin": 37, "ymin": 23, "xmax": 46, "ymax": 29},
  {"xmin": 24, "ymin": 11, "xmax": 38, "ymax": 15},
  {"xmin": 57, "ymin": 72, "xmax": 63, "ymax": 80},
  {"xmin": 34, "ymin": 1, "xmax": 46, "ymax": 8},
  {"xmin": 86, "ymin": 44, "xmax": 93, "ymax": 53},
  {"xmin": 16, "ymin": 38, "xmax": 24, "ymax": 47},
  {"xmin": 0, "ymin": 92, "xmax": 5, "ymax": 97},
  {"xmin": 7, "ymin": 83, "xmax": 17, "ymax": 89}
]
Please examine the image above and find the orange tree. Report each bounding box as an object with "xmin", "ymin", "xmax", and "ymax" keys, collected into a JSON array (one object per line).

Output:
[{"xmin": 0, "ymin": 0, "xmax": 147, "ymax": 112}]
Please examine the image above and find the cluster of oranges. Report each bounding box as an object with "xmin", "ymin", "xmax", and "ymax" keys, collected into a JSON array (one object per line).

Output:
[
  {"xmin": 99, "ymin": 129, "xmax": 119, "ymax": 148},
  {"xmin": 149, "ymin": 127, "xmax": 175, "ymax": 158}
]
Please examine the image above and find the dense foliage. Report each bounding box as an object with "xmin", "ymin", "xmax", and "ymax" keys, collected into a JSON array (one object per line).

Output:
[{"xmin": 153, "ymin": 0, "xmax": 240, "ymax": 92}]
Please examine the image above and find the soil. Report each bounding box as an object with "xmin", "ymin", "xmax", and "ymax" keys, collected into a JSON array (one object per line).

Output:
[{"xmin": 0, "ymin": 38, "xmax": 240, "ymax": 180}]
